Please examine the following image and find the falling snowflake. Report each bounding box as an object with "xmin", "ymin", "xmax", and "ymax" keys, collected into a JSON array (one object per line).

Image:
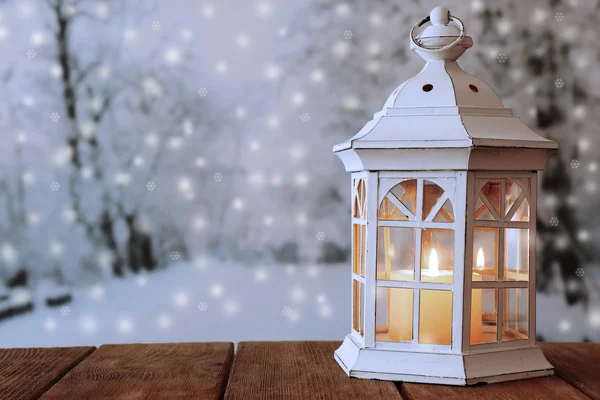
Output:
[
  {"xmin": 555, "ymin": 78, "xmax": 564, "ymax": 88},
  {"xmin": 151, "ymin": 21, "xmax": 161, "ymax": 31},
  {"xmin": 497, "ymin": 53, "xmax": 507, "ymax": 63},
  {"xmin": 146, "ymin": 181, "xmax": 156, "ymax": 191},
  {"xmin": 156, "ymin": 313, "xmax": 172, "ymax": 329},
  {"xmin": 558, "ymin": 319, "xmax": 571, "ymax": 333},
  {"xmin": 555, "ymin": 12, "xmax": 564, "ymax": 22},
  {"xmin": 81, "ymin": 316, "xmax": 97, "ymax": 334},
  {"xmin": 549, "ymin": 217, "xmax": 559, "ymax": 227},
  {"xmin": 300, "ymin": 113, "xmax": 310, "ymax": 122},
  {"xmin": 172, "ymin": 290, "xmax": 190, "ymax": 308},
  {"xmin": 116, "ymin": 316, "xmax": 134, "ymax": 334},
  {"xmin": 202, "ymin": 5, "xmax": 215, "ymax": 18},
  {"xmin": 198, "ymin": 87, "xmax": 208, "ymax": 97},
  {"xmin": 223, "ymin": 299, "xmax": 239, "ymax": 316},
  {"xmin": 50, "ymin": 181, "xmax": 60, "ymax": 191},
  {"xmin": 170, "ymin": 251, "xmax": 180, "ymax": 260},
  {"xmin": 256, "ymin": 1, "xmax": 273, "ymax": 17},
  {"xmin": 316, "ymin": 231, "xmax": 326, "ymax": 241},
  {"xmin": 318, "ymin": 304, "xmax": 333, "ymax": 319},
  {"xmin": 50, "ymin": 112, "xmax": 60, "ymax": 122},
  {"xmin": 213, "ymin": 172, "xmax": 223, "ymax": 182},
  {"xmin": 254, "ymin": 267, "xmax": 268, "ymax": 283},
  {"xmin": 265, "ymin": 64, "xmax": 282, "ymax": 80},
  {"xmin": 210, "ymin": 284, "xmax": 223, "ymax": 297},
  {"xmin": 60, "ymin": 306, "xmax": 70, "ymax": 316},
  {"xmin": 575, "ymin": 268, "xmax": 585, "ymax": 278},
  {"xmin": 45, "ymin": 318, "xmax": 57, "ymax": 332},
  {"xmin": 26, "ymin": 49, "xmax": 36, "ymax": 58},
  {"xmin": 343, "ymin": 30, "xmax": 353, "ymax": 40},
  {"xmin": 570, "ymin": 159, "xmax": 580, "ymax": 168},
  {"xmin": 235, "ymin": 33, "xmax": 250, "ymax": 48},
  {"xmin": 282, "ymin": 306, "xmax": 292, "ymax": 316}
]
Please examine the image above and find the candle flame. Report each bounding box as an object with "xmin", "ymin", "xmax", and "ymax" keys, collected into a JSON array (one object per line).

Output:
[
  {"xmin": 476, "ymin": 248, "xmax": 484, "ymax": 270},
  {"xmin": 388, "ymin": 246, "xmax": 395, "ymax": 258},
  {"xmin": 429, "ymin": 248, "xmax": 439, "ymax": 276}
]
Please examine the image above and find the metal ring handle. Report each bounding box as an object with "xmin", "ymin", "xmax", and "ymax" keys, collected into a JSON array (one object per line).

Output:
[{"xmin": 410, "ymin": 14, "xmax": 467, "ymax": 53}]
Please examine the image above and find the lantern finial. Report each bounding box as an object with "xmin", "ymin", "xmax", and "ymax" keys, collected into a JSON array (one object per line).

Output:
[
  {"xmin": 410, "ymin": 7, "xmax": 473, "ymax": 62},
  {"xmin": 430, "ymin": 6, "xmax": 450, "ymax": 26}
]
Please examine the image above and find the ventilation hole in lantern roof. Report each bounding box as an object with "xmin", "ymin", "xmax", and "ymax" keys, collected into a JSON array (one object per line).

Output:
[
  {"xmin": 422, "ymin": 84, "xmax": 433, "ymax": 92},
  {"xmin": 469, "ymin": 84, "xmax": 479, "ymax": 93}
]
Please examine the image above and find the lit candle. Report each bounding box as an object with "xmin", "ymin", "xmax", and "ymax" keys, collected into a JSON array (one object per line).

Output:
[
  {"xmin": 471, "ymin": 248, "xmax": 484, "ymax": 344},
  {"xmin": 418, "ymin": 248, "xmax": 453, "ymax": 345},
  {"xmin": 388, "ymin": 248, "xmax": 453, "ymax": 344},
  {"xmin": 476, "ymin": 248, "xmax": 485, "ymax": 271}
]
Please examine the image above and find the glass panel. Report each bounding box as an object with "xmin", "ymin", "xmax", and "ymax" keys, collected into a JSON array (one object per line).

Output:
[
  {"xmin": 357, "ymin": 179, "xmax": 364, "ymax": 203},
  {"xmin": 471, "ymin": 288, "xmax": 497, "ymax": 344},
  {"xmin": 377, "ymin": 227, "xmax": 415, "ymax": 281},
  {"xmin": 360, "ymin": 225, "xmax": 366, "ymax": 277},
  {"xmin": 422, "ymin": 180, "xmax": 444, "ymax": 220},
  {"xmin": 353, "ymin": 224, "xmax": 360, "ymax": 275},
  {"xmin": 432, "ymin": 199, "xmax": 455, "ymax": 222},
  {"xmin": 504, "ymin": 229, "xmax": 529, "ymax": 281},
  {"xmin": 504, "ymin": 179, "xmax": 523, "ymax": 217},
  {"xmin": 353, "ymin": 280, "xmax": 364, "ymax": 336},
  {"xmin": 359, "ymin": 180, "xmax": 367, "ymax": 218},
  {"xmin": 389, "ymin": 180, "xmax": 417, "ymax": 216},
  {"xmin": 421, "ymin": 229, "xmax": 454, "ymax": 284},
  {"xmin": 502, "ymin": 288, "xmax": 529, "ymax": 341},
  {"xmin": 473, "ymin": 227, "xmax": 499, "ymax": 281},
  {"xmin": 510, "ymin": 198, "xmax": 530, "ymax": 222},
  {"xmin": 480, "ymin": 179, "xmax": 501, "ymax": 215},
  {"xmin": 419, "ymin": 290, "xmax": 452, "ymax": 345},
  {"xmin": 474, "ymin": 196, "xmax": 496, "ymax": 220},
  {"xmin": 376, "ymin": 287, "xmax": 413, "ymax": 342},
  {"xmin": 378, "ymin": 197, "xmax": 409, "ymax": 221}
]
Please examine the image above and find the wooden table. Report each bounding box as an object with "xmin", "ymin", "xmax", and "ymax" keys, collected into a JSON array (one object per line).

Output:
[{"xmin": 0, "ymin": 342, "xmax": 597, "ymax": 399}]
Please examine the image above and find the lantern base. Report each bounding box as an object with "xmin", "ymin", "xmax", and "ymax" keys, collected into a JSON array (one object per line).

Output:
[{"xmin": 334, "ymin": 335, "xmax": 554, "ymax": 386}]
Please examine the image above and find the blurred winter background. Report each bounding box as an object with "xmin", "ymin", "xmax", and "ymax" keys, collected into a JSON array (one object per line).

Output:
[{"xmin": 0, "ymin": 0, "xmax": 598, "ymax": 347}]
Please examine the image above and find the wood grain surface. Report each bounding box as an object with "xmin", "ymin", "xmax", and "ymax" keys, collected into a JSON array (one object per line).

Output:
[
  {"xmin": 0, "ymin": 346, "xmax": 94, "ymax": 400},
  {"xmin": 399, "ymin": 375, "xmax": 589, "ymax": 400},
  {"xmin": 541, "ymin": 342, "xmax": 600, "ymax": 400},
  {"xmin": 42, "ymin": 342, "xmax": 233, "ymax": 400},
  {"xmin": 3, "ymin": 341, "xmax": 599, "ymax": 399},
  {"xmin": 224, "ymin": 341, "xmax": 403, "ymax": 400}
]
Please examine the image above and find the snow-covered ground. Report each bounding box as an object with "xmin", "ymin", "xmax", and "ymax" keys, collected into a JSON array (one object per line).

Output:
[{"xmin": 1, "ymin": 262, "xmax": 598, "ymax": 347}]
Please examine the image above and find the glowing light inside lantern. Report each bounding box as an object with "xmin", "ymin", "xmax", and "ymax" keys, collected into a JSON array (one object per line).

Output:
[
  {"xmin": 476, "ymin": 248, "xmax": 485, "ymax": 270},
  {"xmin": 429, "ymin": 248, "xmax": 439, "ymax": 276},
  {"xmin": 388, "ymin": 245, "xmax": 395, "ymax": 258}
]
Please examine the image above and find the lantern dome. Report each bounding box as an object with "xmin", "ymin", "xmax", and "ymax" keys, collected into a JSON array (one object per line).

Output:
[{"xmin": 334, "ymin": 7, "xmax": 558, "ymax": 172}]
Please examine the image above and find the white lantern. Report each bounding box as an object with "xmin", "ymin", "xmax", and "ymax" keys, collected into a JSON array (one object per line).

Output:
[{"xmin": 334, "ymin": 7, "xmax": 558, "ymax": 385}]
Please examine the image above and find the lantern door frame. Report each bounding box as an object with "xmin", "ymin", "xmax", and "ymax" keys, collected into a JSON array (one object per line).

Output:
[
  {"xmin": 462, "ymin": 170, "xmax": 538, "ymax": 353},
  {"xmin": 349, "ymin": 170, "xmax": 372, "ymax": 348},
  {"xmin": 372, "ymin": 170, "xmax": 468, "ymax": 354}
]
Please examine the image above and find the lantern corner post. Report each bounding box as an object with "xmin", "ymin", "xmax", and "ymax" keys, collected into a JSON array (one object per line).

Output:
[
  {"xmin": 452, "ymin": 171, "xmax": 468, "ymax": 354},
  {"xmin": 528, "ymin": 172, "xmax": 538, "ymax": 347},
  {"xmin": 364, "ymin": 171, "xmax": 379, "ymax": 348},
  {"xmin": 462, "ymin": 170, "xmax": 481, "ymax": 353}
]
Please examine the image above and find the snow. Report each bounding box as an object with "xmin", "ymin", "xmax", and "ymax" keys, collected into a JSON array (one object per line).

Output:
[
  {"xmin": 1, "ymin": 262, "xmax": 598, "ymax": 348},
  {"xmin": 0, "ymin": 262, "xmax": 350, "ymax": 347}
]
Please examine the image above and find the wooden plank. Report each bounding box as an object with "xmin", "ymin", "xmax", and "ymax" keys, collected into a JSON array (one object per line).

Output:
[
  {"xmin": 399, "ymin": 375, "xmax": 589, "ymax": 400},
  {"xmin": 0, "ymin": 346, "xmax": 94, "ymax": 400},
  {"xmin": 42, "ymin": 342, "xmax": 233, "ymax": 400},
  {"xmin": 224, "ymin": 341, "xmax": 403, "ymax": 400},
  {"xmin": 541, "ymin": 342, "xmax": 600, "ymax": 400}
]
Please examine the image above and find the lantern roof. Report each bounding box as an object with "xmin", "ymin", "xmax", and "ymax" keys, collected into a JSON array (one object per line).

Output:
[{"xmin": 333, "ymin": 7, "xmax": 558, "ymax": 170}]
